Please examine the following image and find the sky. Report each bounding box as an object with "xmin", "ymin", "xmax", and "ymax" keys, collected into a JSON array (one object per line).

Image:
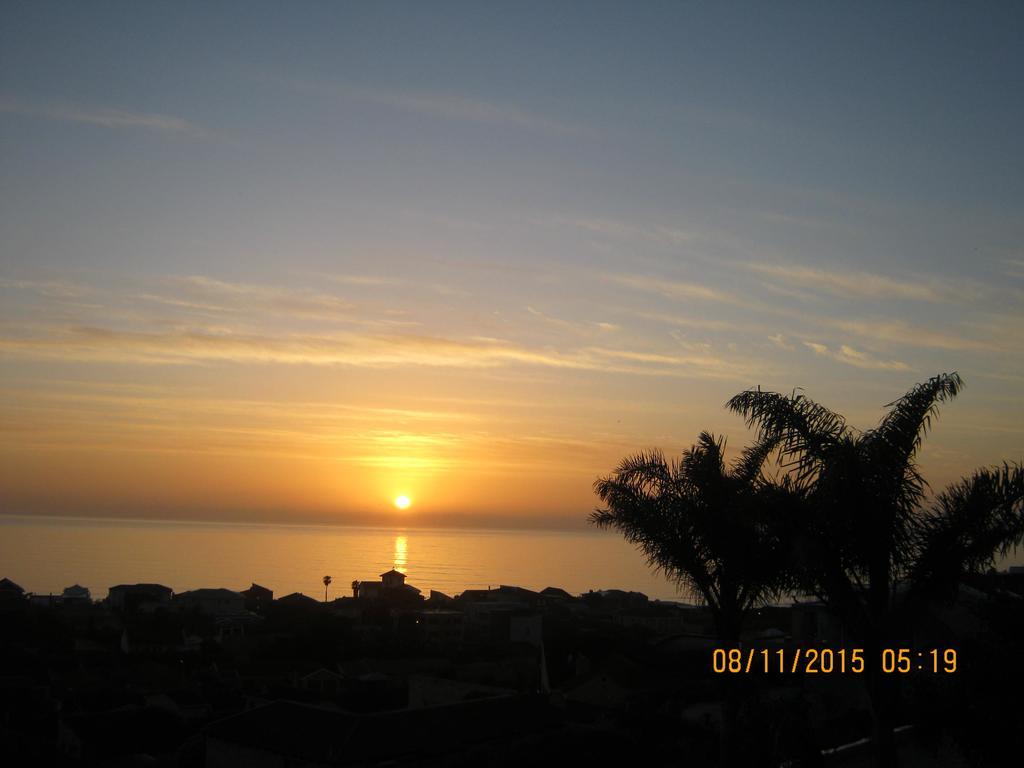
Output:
[{"xmin": 2, "ymin": 2, "xmax": 1023, "ymax": 529}]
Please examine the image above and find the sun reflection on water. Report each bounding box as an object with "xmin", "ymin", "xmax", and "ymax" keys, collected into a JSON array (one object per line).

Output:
[{"xmin": 393, "ymin": 534, "xmax": 408, "ymax": 573}]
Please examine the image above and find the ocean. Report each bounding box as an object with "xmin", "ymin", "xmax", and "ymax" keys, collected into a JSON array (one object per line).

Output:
[{"xmin": 0, "ymin": 515, "xmax": 688, "ymax": 602}]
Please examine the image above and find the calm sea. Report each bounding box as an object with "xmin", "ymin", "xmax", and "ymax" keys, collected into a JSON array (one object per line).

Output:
[{"xmin": 0, "ymin": 515, "xmax": 687, "ymax": 602}]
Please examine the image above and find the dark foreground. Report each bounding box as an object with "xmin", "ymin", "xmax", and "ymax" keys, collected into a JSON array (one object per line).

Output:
[{"xmin": 1, "ymin": 570, "xmax": 1022, "ymax": 767}]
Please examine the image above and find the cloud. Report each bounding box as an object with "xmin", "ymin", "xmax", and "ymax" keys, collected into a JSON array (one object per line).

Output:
[
  {"xmin": 0, "ymin": 100, "xmax": 206, "ymax": 137},
  {"xmin": 631, "ymin": 311, "xmax": 748, "ymax": 333},
  {"xmin": 325, "ymin": 274, "xmax": 400, "ymax": 287},
  {"xmin": 0, "ymin": 277, "xmax": 91, "ymax": 299},
  {"xmin": 294, "ymin": 81, "xmax": 579, "ymax": 135},
  {"xmin": 803, "ymin": 341, "xmax": 910, "ymax": 371},
  {"xmin": 148, "ymin": 276, "xmax": 356, "ymax": 320},
  {"xmin": 832, "ymin": 318, "xmax": 993, "ymax": 352},
  {"xmin": 605, "ymin": 274, "xmax": 738, "ymax": 305},
  {"xmin": 767, "ymin": 333, "xmax": 794, "ymax": 350},
  {"xmin": 746, "ymin": 262, "xmax": 964, "ymax": 302},
  {"xmin": 1004, "ymin": 259, "xmax": 1024, "ymax": 279},
  {"xmin": 323, "ymin": 272, "xmax": 470, "ymax": 299},
  {"xmin": 0, "ymin": 324, "xmax": 761, "ymax": 381},
  {"xmin": 526, "ymin": 306, "xmax": 619, "ymax": 336}
]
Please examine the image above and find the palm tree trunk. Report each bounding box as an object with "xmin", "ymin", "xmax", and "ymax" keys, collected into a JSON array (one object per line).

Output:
[
  {"xmin": 717, "ymin": 613, "xmax": 742, "ymax": 768},
  {"xmin": 866, "ymin": 660, "xmax": 900, "ymax": 768},
  {"xmin": 866, "ymin": 523, "xmax": 900, "ymax": 768}
]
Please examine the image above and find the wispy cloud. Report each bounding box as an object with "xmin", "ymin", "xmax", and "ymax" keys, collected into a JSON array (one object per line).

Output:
[
  {"xmin": 746, "ymin": 262, "xmax": 970, "ymax": 302},
  {"xmin": 322, "ymin": 272, "xmax": 470, "ymax": 298},
  {"xmin": 325, "ymin": 274, "xmax": 400, "ymax": 287},
  {"xmin": 832, "ymin": 318, "xmax": 993, "ymax": 352},
  {"xmin": 1004, "ymin": 259, "xmax": 1024, "ymax": 279},
  {"xmin": 630, "ymin": 311, "xmax": 748, "ymax": 333},
  {"xmin": 293, "ymin": 81, "xmax": 580, "ymax": 135},
  {"xmin": 605, "ymin": 274, "xmax": 739, "ymax": 305},
  {"xmin": 526, "ymin": 306, "xmax": 619, "ymax": 336},
  {"xmin": 803, "ymin": 341, "xmax": 910, "ymax": 371},
  {"xmin": 0, "ymin": 277, "xmax": 91, "ymax": 299},
  {"xmin": 151, "ymin": 275, "xmax": 356, "ymax": 320},
  {"xmin": 0, "ymin": 100, "xmax": 206, "ymax": 137},
  {"xmin": 0, "ymin": 324, "xmax": 761, "ymax": 380},
  {"xmin": 767, "ymin": 333, "xmax": 794, "ymax": 351}
]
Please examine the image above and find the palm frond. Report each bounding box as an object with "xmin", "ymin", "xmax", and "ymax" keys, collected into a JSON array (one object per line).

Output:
[
  {"xmin": 592, "ymin": 436, "xmax": 794, "ymax": 628},
  {"xmin": 732, "ymin": 433, "xmax": 783, "ymax": 486},
  {"xmin": 726, "ymin": 388, "xmax": 848, "ymax": 485},
  {"xmin": 909, "ymin": 462, "xmax": 1024, "ymax": 601},
  {"xmin": 863, "ymin": 372, "xmax": 963, "ymax": 474}
]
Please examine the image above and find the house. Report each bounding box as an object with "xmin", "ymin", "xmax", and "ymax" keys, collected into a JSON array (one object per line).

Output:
[
  {"xmin": 354, "ymin": 569, "xmax": 422, "ymax": 602},
  {"xmin": 425, "ymin": 589, "xmax": 454, "ymax": 606},
  {"xmin": 581, "ymin": 589, "xmax": 650, "ymax": 614},
  {"xmin": 241, "ymin": 582, "xmax": 273, "ymax": 613},
  {"xmin": 382, "ymin": 569, "xmax": 406, "ymax": 589},
  {"xmin": 61, "ymin": 584, "xmax": 91, "ymax": 602},
  {"xmin": 276, "ymin": 591, "xmax": 321, "ymax": 609},
  {"xmin": 174, "ymin": 588, "xmax": 246, "ymax": 617},
  {"xmin": 540, "ymin": 586, "xmax": 574, "ymax": 600},
  {"xmin": 0, "ymin": 577, "xmax": 24, "ymax": 594},
  {"xmin": 456, "ymin": 585, "xmax": 538, "ymax": 608},
  {"xmin": 0, "ymin": 577, "xmax": 26, "ymax": 609},
  {"xmin": 106, "ymin": 583, "xmax": 173, "ymax": 612},
  {"xmin": 494, "ymin": 585, "xmax": 540, "ymax": 605}
]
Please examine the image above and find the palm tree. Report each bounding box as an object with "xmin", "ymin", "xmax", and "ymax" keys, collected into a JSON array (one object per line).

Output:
[
  {"xmin": 727, "ymin": 373, "xmax": 1024, "ymax": 767},
  {"xmin": 592, "ymin": 431, "xmax": 793, "ymax": 766},
  {"xmin": 323, "ymin": 575, "xmax": 332, "ymax": 603}
]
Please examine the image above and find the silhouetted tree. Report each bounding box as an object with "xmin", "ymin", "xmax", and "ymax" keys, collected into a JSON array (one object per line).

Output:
[
  {"xmin": 323, "ymin": 575, "xmax": 332, "ymax": 603},
  {"xmin": 592, "ymin": 431, "xmax": 793, "ymax": 766},
  {"xmin": 727, "ymin": 372, "xmax": 1024, "ymax": 768}
]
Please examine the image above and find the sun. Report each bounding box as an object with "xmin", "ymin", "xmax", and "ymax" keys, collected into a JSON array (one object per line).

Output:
[{"xmin": 394, "ymin": 495, "xmax": 411, "ymax": 510}]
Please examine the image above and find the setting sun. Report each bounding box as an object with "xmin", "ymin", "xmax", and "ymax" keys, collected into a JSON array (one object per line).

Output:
[{"xmin": 394, "ymin": 495, "xmax": 411, "ymax": 510}]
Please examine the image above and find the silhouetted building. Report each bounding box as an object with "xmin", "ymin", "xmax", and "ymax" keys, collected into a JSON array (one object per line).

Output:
[
  {"xmin": 425, "ymin": 589, "xmax": 454, "ymax": 606},
  {"xmin": 241, "ymin": 582, "xmax": 273, "ymax": 613},
  {"xmin": 540, "ymin": 586, "xmax": 574, "ymax": 600},
  {"xmin": 581, "ymin": 589, "xmax": 649, "ymax": 613},
  {"xmin": 106, "ymin": 583, "xmax": 173, "ymax": 612},
  {"xmin": 277, "ymin": 591, "xmax": 320, "ymax": 609},
  {"xmin": 355, "ymin": 569, "xmax": 423, "ymax": 602},
  {"xmin": 0, "ymin": 577, "xmax": 26, "ymax": 609},
  {"xmin": 61, "ymin": 584, "xmax": 91, "ymax": 602},
  {"xmin": 174, "ymin": 587, "xmax": 245, "ymax": 616}
]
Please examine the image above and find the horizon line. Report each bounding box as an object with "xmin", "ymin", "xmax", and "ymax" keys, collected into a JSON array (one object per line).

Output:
[{"xmin": 0, "ymin": 510, "xmax": 601, "ymax": 536}]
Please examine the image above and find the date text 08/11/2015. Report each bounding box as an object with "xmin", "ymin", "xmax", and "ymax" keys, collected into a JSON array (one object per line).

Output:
[{"xmin": 711, "ymin": 647, "xmax": 958, "ymax": 674}]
